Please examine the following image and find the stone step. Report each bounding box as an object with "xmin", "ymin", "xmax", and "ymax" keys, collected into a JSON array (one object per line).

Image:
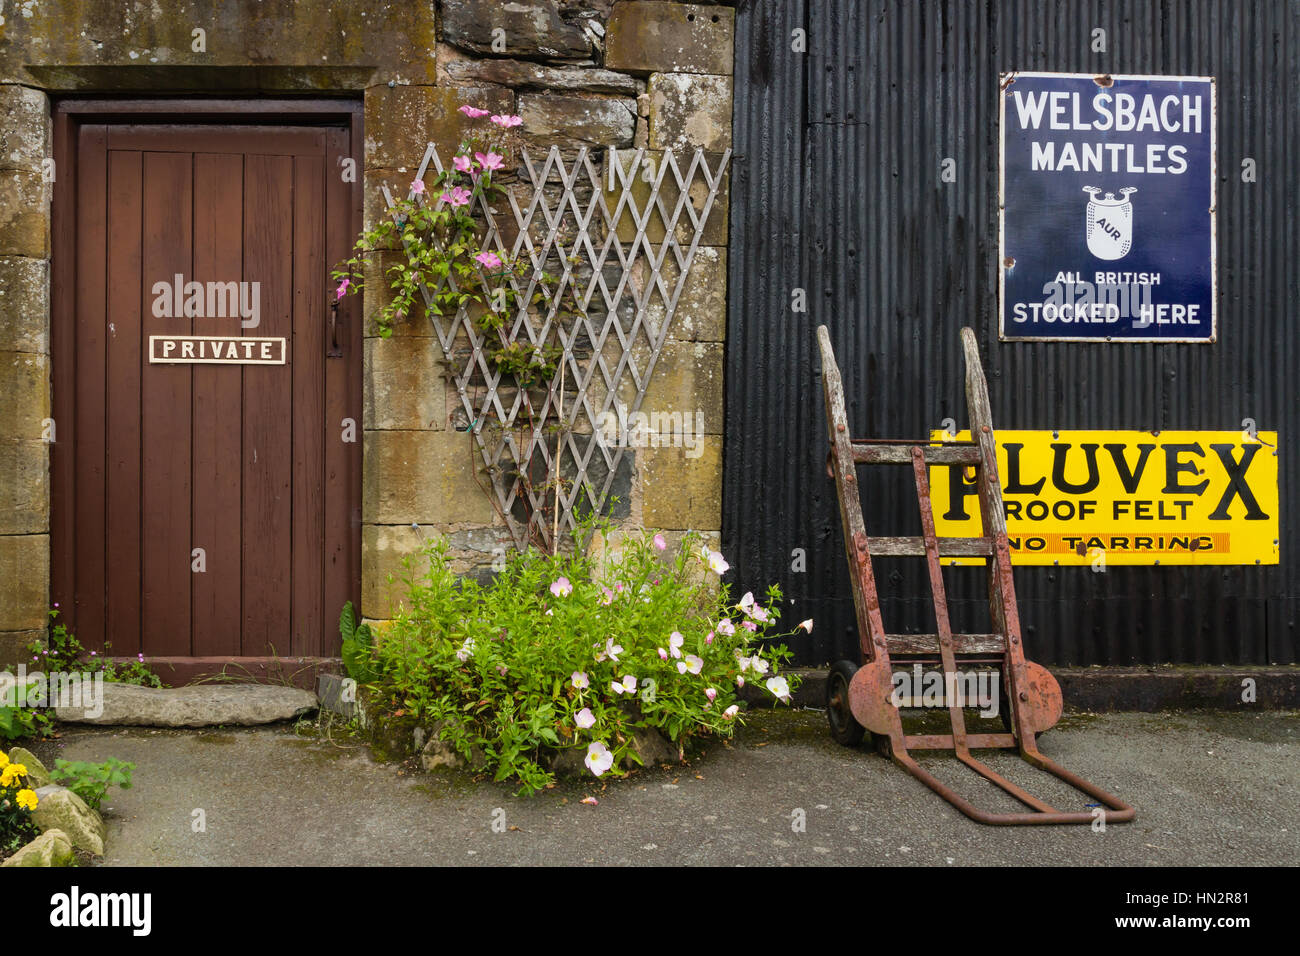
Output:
[{"xmin": 54, "ymin": 682, "xmax": 318, "ymax": 728}]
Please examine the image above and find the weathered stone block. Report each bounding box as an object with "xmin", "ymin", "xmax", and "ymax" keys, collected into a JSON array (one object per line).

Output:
[
  {"xmin": 363, "ymin": 430, "xmax": 497, "ymax": 526},
  {"xmin": 362, "ymin": 523, "xmax": 439, "ymax": 618},
  {"xmin": 649, "ymin": 73, "xmax": 733, "ymax": 153},
  {"xmin": 0, "ymin": 350, "xmax": 50, "ymax": 439},
  {"xmin": 640, "ymin": 341, "xmax": 723, "ymax": 434},
  {"xmin": 1, "ymin": 828, "xmax": 74, "ymax": 867},
  {"xmin": 519, "ymin": 93, "xmax": 636, "ymax": 150},
  {"xmin": 605, "ymin": 149, "xmax": 728, "ymax": 246},
  {"xmin": 0, "ymin": 439, "xmax": 48, "ymax": 535},
  {"xmin": 656, "ymin": 245, "xmax": 725, "ymax": 342},
  {"xmin": 0, "ymin": 630, "xmax": 42, "ymax": 670},
  {"xmin": 364, "ymin": 337, "xmax": 448, "ymax": 430},
  {"xmin": 441, "ymin": 0, "xmax": 592, "ymax": 61},
  {"xmin": 442, "ymin": 56, "xmax": 640, "ymax": 96},
  {"xmin": 606, "ymin": 2, "xmax": 735, "ymax": 76},
  {"xmin": 639, "ymin": 437, "xmax": 722, "ymax": 530},
  {"xmin": 365, "ymin": 85, "xmax": 516, "ymax": 173},
  {"xmin": 0, "ymin": 86, "xmax": 49, "ymax": 171},
  {"xmin": 0, "ymin": 170, "xmax": 48, "ymax": 257},
  {"xmin": 0, "ymin": 256, "xmax": 49, "ymax": 354},
  {"xmin": 0, "ymin": 534, "xmax": 48, "ymax": 631}
]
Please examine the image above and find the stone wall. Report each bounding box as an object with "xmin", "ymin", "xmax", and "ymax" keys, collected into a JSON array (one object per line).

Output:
[{"xmin": 0, "ymin": 0, "xmax": 735, "ymax": 661}]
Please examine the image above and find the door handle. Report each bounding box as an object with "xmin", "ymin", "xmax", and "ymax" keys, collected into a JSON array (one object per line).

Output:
[{"xmin": 327, "ymin": 299, "xmax": 343, "ymax": 358}]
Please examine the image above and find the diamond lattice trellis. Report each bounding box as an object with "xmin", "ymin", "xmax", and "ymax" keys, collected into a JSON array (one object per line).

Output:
[{"xmin": 382, "ymin": 145, "xmax": 731, "ymax": 551}]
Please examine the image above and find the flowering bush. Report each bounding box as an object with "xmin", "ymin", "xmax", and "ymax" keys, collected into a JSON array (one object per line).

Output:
[
  {"xmin": 362, "ymin": 524, "xmax": 806, "ymax": 795},
  {"xmin": 28, "ymin": 608, "xmax": 161, "ymax": 689},
  {"xmin": 0, "ymin": 751, "xmax": 39, "ymax": 855}
]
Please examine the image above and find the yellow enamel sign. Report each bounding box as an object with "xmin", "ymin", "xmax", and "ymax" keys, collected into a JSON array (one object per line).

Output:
[{"xmin": 929, "ymin": 430, "xmax": 1278, "ymax": 566}]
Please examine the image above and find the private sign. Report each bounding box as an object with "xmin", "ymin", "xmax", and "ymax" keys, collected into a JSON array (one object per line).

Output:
[
  {"xmin": 930, "ymin": 430, "xmax": 1277, "ymax": 566},
  {"xmin": 999, "ymin": 72, "xmax": 1216, "ymax": 343}
]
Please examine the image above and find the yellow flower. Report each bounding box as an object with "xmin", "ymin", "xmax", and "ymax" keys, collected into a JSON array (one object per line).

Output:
[
  {"xmin": 0, "ymin": 752, "xmax": 8, "ymax": 769},
  {"xmin": 15, "ymin": 788, "xmax": 37, "ymax": 811},
  {"xmin": 0, "ymin": 763, "xmax": 25, "ymax": 787}
]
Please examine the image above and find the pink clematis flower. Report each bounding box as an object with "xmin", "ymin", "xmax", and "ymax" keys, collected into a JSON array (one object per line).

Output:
[
  {"xmin": 459, "ymin": 105, "xmax": 490, "ymax": 118},
  {"xmin": 475, "ymin": 151, "xmax": 505, "ymax": 172},
  {"xmin": 335, "ymin": 278, "xmax": 351, "ymax": 301},
  {"xmin": 410, "ymin": 178, "xmax": 425, "ymax": 195},
  {"xmin": 440, "ymin": 185, "xmax": 472, "ymax": 208},
  {"xmin": 550, "ymin": 576, "xmax": 572, "ymax": 597},
  {"xmin": 584, "ymin": 741, "xmax": 614, "ymax": 776},
  {"xmin": 453, "ymin": 155, "xmax": 473, "ymax": 173},
  {"xmin": 575, "ymin": 707, "xmax": 596, "ymax": 730},
  {"xmin": 491, "ymin": 114, "xmax": 523, "ymax": 128},
  {"xmin": 475, "ymin": 251, "xmax": 503, "ymax": 271}
]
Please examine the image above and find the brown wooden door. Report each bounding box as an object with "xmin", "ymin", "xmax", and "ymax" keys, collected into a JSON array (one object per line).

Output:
[{"xmin": 52, "ymin": 115, "xmax": 361, "ymax": 677}]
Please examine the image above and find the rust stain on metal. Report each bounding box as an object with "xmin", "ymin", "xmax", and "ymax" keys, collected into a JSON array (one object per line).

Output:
[
  {"xmin": 1003, "ymin": 256, "xmax": 1015, "ymax": 268},
  {"xmin": 1094, "ymin": 74, "xmax": 1114, "ymax": 87}
]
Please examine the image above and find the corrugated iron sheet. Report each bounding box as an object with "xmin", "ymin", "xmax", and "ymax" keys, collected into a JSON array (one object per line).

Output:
[{"xmin": 724, "ymin": 0, "xmax": 1298, "ymax": 666}]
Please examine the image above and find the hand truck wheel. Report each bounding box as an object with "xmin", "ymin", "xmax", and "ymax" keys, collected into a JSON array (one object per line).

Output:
[{"xmin": 826, "ymin": 659, "xmax": 867, "ymax": 747}]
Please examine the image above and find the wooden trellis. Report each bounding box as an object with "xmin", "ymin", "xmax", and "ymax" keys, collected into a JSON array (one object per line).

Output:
[{"xmin": 382, "ymin": 145, "xmax": 731, "ymax": 551}]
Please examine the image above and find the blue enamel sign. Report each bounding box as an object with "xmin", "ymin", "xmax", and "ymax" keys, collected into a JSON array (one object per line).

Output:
[{"xmin": 999, "ymin": 73, "xmax": 1216, "ymax": 342}]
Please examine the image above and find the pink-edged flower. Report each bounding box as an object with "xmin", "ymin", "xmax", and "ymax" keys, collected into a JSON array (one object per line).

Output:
[
  {"xmin": 736, "ymin": 675, "xmax": 745, "ymax": 688},
  {"xmin": 455, "ymin": 637, "xmax": 475, "ymax": 663},
  {"xmin": 604, "ymin": 639, "xmax": 623, "ymax": 663},
  {"xmin": 657, "ymin": 647, "xmax": 669, "ymax": 661},
  {"xmin": 571, "ymin": 670, "xmax": 590, "ymax": 690},
  {"xmin": 410, "ymin": 178, "xmax": 425, "ymax": 196},
  {"xmin": 550, "ymin": 576, "xmax": 572, "ymax": 597},
  {"xmin": 676, "ymin": 654, "xmax": 703, "ymax": 676},
  {"xmin": 706, "ymin": 549, "xmax": 730, "ymax": 574},
  {"xmin": 738, "ymin": 591, "xmax": 755, "ymax": 613},
  {"xmin": 452, "ymin": 155, "xmax": 473, "ymax": 173},
  {"xmin": 459, "ymin": 105, "xmax": 491, "ymax": 118},
  {"xmin": 723, "ymin": 704, "xmax": 740, "ymax": 719},
  {"xmin": 751, "ymin": 656, "xmax": 770, "ymax": 676},
  {"xmin": 491, "ymin": 113, "xmax": 523, "ymax": 128},
  {"xmin": 705, "ymin": 631, "xmax": 714, "ymax": 645},
  {"xmin": 496, "ymin": 664, "xmax": 509, "ymax": 677},
  {"xmin": 575, "ymin": 707, "xmax": 596, "ymax": 730},
  {"xmin": 653, "ymin": 533, "xmax": 667, "ymax": 550},
  {"xmin": 766, "ymin": 676, "xmax": 791, "ymax": 702},
  {"xmin": 440, "ymin": 185, "xmax": 472, "ymax": 208},
  {"xmin": 741, "ymin": 620, "xmax": 758, "ymax": 632},
  {"xmin": 584, "ymin": 741, "xmax": 614, "ymax": 776},
  {"xmin": 610, "ymin": 674, "xmax": 637, "ymax": 695},
  {"xmin": 335, "ymin": 278, "xmax": 351, "ymax": 301},
  {"xmin": 705, "ymin": 687, "xmax": 717, "ymax": 702},
  {"xmin": 797, "ymin": 618, "xmax": 814, "ymax": 633},
  {"xmin": 716, "ymin": 618, "xmax": 736, "ymax": 637},
  {"xmin": 475, "ymin": 251, "xmax": 503, "ymax": 271},
  {"xmin": 475, "ymin": 150, "xmax": 505, "ymax": 172},
  {"xmin": 580, "ymin": 795, "xmax": 599, "ymax": 805},
  {"xmin": 668, "ymin": 631, "xmax": 685, "ymax": 659},
  {"xmin": 598, "ymin": 587, "xmax": 615, "ymax": 606}
]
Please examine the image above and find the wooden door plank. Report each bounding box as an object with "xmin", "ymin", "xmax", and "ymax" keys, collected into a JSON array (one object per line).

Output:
[
  {"xmin": 191, "ymin": 152, "xmax": 245, "ymax": 658},
  {"xmin": 104, "ymin": 148, "xmax": 144, "ymax": 656},
  {"xmin": 241, "ymin": 153, "xmax": 294, "ymax": 656},
  {"xmin": 140, "ymin": 150, "xmax": 194, "ymax": 656},
  {"xmin": 73, "ymin": 125, "xmax": 108, "ymax": 648},
  {"xmin": 323, "ymin": 127, "xmax": 359, "ymax": 651},
  {"xmin": 290, "ymin": 153, "xmax": 326, "ymax": 657}
]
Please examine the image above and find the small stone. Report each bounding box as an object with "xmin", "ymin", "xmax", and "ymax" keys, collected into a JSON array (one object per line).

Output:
[
  {"xmin": 441, "ymin": 0, "xmax": 592, "ymax": 61},
  {"xmin": 6, "ymin": 746, "xmax": 51, "ymax": 788},
  {"xmin": 442, "ymin": 58, "xmax": 639, "ymax": 96},
  {"xmin": 2, "ymin": 828, "xmax": 74, "ymax": 867},
  {"xmin": 606, "ymin": 2, "xmax": 735, "ymax": 76},
  {"xmin": 30, "ymin": 787, "xmax": 105, "ymax": 856},
  {"xmin": 53, "ymin": 682, "xmax": 318, "ymax": 727},
  {"xmin": 519, "ymin": 93, "xmax": 636, "ymax": 150}
]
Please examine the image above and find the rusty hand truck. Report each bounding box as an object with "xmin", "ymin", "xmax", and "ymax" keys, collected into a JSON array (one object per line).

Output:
[{"xmin": 817, "ymin": 325, "xmax": 1135, "ymax": 826}]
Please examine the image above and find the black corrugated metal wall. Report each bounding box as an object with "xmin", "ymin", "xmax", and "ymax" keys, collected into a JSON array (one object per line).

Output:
[{"xmin": 724, "ymin": 0, "xmax": 1298, "ymax": 667}]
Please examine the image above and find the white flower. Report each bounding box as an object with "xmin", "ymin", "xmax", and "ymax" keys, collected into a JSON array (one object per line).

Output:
[
  {"xmin": 455, "ymin": 637, "xmax": 476, "ymax": 662},
  {"xmin": 723, "ymin": 704, "xmax": 739, "ymax": 719},
  {"xmin": 706, "ymin": 550, "xmax": 730, "ymax": 575},
  {"xmin": 717, "ymin": 618, "xmax": 736, "ymax": 637},
  {"xmin": 738, "ymin": 591, "xmax": 755, "ymax": 612},
  {"xmin": 705, "ymin": 687, "xmax": 717, "ymax": 701},
  {"xmin": 766, "ymin": 676, "xmax": 791, "ymax": 702},
  {"xmin": 584, "ymin": 741, "xmax": 614, "ymax": 776},
  {"xmin": 668, "ymin": 631, "xmax": 685, "ymax": 659},
  {"xmin": 575, "ymin": 707, "xmax": 596, "ymax": 729},
  {"xmin": 610, "ymin": 675, "xmax": 637, "ymax": 695},
  {"xmin": 736, "ymin": 675, "xmax": 745, "ymax": 688},
  {"xmin": 750, "ymin": 605, "xmax": 771, "ymax": 624},
  {"xmin": 605, "ymin": 639, "xmax": 623, "ymax": 663},
  {"xmin": 657, "ymin": 647, "xmax": 668, "ymax": 660},
  {"xmin": 797, "ymin": 618, "xmax": 814, "ymax": 633},
  {"xmin": 571, "ymin": 671, "xmax": 590, "ymax": 690},
  {"xmin": 678, "ymin": 654, "xmax": 702, "ymax": 676},
  {"xmin": 751, "ymin": 656, "xmax": 770, "ymax": 676}
]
